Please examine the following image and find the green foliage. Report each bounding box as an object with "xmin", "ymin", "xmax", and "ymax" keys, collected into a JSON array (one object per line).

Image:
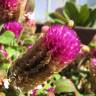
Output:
[
  {"xmin": 0, "ymin": 63, "xmax": 10, "ymax": 70},
  {"xmin": 0, "ymin": 24, "xmax": 37, "ymax": 96},
  {"xmin": 49, "ymin": 12, "xmax": 67, "ymax": 24},
  {"xmin": 55, "ymin": 79, "xmax": 83, "ymax": 96},
  {"xmin": 64, "ymin": 2, "xmax": 79, "ymax": 24},
  {"xmin": 49, "ymin": 1, "xmax": 96, "ymax": 27},
  {"xmin": 52, "ymin": 73, "xmax": 61, "ymax": 80},
  {"xmin": 55, "ymin": 79, "xmax": 76, "ymax": 93},
  {"xmin": 0, "ymin": 31, "xmax": 15, "ymax": 45},
  {"xmin": 78, "ymin": 4, "xmax": 90, "ymax": 26},
  {"xmin": 6, "ymin": 47, "xmax": 16, "ymax": 58}
]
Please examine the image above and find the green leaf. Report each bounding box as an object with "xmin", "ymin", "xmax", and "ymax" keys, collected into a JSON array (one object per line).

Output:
[
  {"xmin": 84, "ymin": 94, "xmax": 96, "ymax": 96},
  {"xmin": 63, "ymin": 10, "xmax": 70, "ymax": 21},
  {"xmin": 18, "ymin": 91, "xmax": 25, "ymax": 96},
  {"xmin": 24, "ymin": 35, "xmax": 38, "ymax": 45},
  {"xmin": 6, "ymin": 47, "xmax": 16, "ymax": 58},
  {"xmin": 4, "ymin": 88, "xmax": 18, "ymax": 96},
  {"xmin": 55, "ymin": 79, "xmax": 76, "ymax": 93},
  {"xmin": 89, "ymin": 8, "xmax": 96, "ymax": 27},
  {"xmin": 0, "ymin": 31, "xmax": 15, "ymax": 45},
  {"xmin": 77, "ymin": 93, "xmax": 84, "ymax": 96},
  {"xmin": 52, "ymin": 74, "xmax": 61, "ymax": 80},
  {"xmin": 78, "ymin": 4, "xmax": 90, "ymax": 26},
  {"xmin": 0, "ymin": 63, "xmax": 10, "ymax": 70},
  {"xmin": 53, "ymin": 19, "xmax": 65, "ymax": 24},
  {"xmin": 43, "ymin": 83, "xmax": 51, "ymax": 90},
  {"xmin": 49, "ymin": 12, "xmax": 67, "ymax": 23},
  {"xmin": 37, "ymin": 89, "xmax": 44, "ymax": 95},
  {"xmin": 64, "ymin": 2, "xmax": 79, "ymax": 24}
]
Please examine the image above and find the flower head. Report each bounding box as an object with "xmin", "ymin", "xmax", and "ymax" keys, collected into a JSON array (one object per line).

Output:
[
  {"xmin": 0, "ymin": 0, "xmax": 20, "ymax": 22},
  {"xmin": 4, "ymin": 21, "xmax": 23, "ymax": 38},
  {"xmin": 44, "ymin": 24, "xmax": 80, "ymax": 64},
  {"xmin": 0, "ymin": 0, "xmax": 19, "ymax": 11}
]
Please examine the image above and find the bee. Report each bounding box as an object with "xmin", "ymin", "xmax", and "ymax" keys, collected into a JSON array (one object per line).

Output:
[{"xmin": 8, "ymin": 40, "xmax": 53, "ymax": 92}]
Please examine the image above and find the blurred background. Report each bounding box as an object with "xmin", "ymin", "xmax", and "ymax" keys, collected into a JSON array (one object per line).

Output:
[{"xmin": 31, "ymin": 0, "xmax": 96, "ymax": 23}]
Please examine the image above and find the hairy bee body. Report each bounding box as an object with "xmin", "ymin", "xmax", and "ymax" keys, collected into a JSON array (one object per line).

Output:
[{"xmin": 8, "ymin": 40, "xmax": 63, "ymax": 91}]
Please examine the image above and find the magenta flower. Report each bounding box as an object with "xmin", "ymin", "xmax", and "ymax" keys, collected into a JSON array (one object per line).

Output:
[
  {"xmin": 0, "ymin": 0, "xmax": 20, "ymax": 22},
  {"xmin": 0, "ymin": 0, "xmax": 19, "ymax": 11},
  {"xmin": 48, "ymin": 88, "xmax": 55, "ymax": 92},
  {"xmin": 31, "ymin": 89, "xmax": 37, "ymax": 96},
  {"xmin": 44, "ymin": 24, "xmax": 80, "ymax": 64},
  {"xmin": 4, "ymin": 21, "xmax": 23, "ymax": 38}
]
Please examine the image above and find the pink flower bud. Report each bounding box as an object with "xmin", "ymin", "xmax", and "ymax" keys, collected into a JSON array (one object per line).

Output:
[{"xmin": 42, "ymin": 25, "xmax": 49, "ymax": 33}]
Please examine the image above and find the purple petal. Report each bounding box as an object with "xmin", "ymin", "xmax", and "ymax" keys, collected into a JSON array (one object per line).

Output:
[{"xmin": 44, "ymin": 24, "xmax": 80, "ymax": 64}]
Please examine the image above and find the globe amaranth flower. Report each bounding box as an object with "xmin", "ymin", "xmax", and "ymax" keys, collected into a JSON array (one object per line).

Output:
[
  {"xmin": 0, "ymin": 0, "xmax": 20, "ymax": 22},
  {"xmin": 44, "ymin": 24, "xmax": 80, "ymax": 64},
  {"xmin": 0, "ymin": 0, "xmax": 19, "ymax": 11},
  {"xmin": 4, "ymin": 21, "xmax": 23, "ymax": 38}
]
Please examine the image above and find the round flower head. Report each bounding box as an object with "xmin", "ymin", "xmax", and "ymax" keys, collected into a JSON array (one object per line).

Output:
[
  {"xmin": 0, "ymin": 0, "xmax": 19, "ymax": 11},
  {"xmin": 44, "ymin": 24, "xmax": 80, "ymax": 64},
  {"xmin": 0, "ymin": 0, "xmax": 20, "ymax": 22},
  {"xmin": 4, "ymin": 21, "xmax": 23, "ymax": 38}
]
